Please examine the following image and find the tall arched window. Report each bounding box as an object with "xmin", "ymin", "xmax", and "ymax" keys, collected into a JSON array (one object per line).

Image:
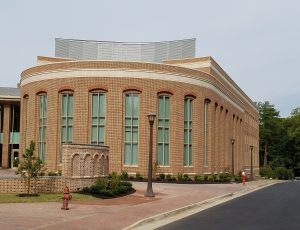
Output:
[
  {"xmin": 23, "ymin": 95, "xmax": 29, "ymax": 151},
  {"xmin": 60, "ymin": 91, "xmax": 73, "ymax": 162},
  {"xmin": 124, "ymin": 91, "xmax": 139, "ymax": 165},
  {"xmin": 90, "ymin": 91, "xmax": 106, "ymax": 144},
  {"xmin": 38, "ymin": 93, "xmax": 47, "ymax": 161},
  {"xmin": 204, "ymin": 99, "xmax": 210, "ymax": 167},
  {"xmin": 157, "ymin": 94, "xmax": 170, "ymax": 166},
  {"xmin": 184, "ymin": 96, "xmax": 193, "ymax": 166}
]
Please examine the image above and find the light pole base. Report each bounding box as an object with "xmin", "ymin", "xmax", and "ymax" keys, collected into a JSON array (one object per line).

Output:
[{"xmin": 144, "ymin": 186, "xmax": 155, "ymax": 197}]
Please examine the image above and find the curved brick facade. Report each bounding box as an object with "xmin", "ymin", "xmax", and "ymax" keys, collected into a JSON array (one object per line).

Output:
[{"xmin": 20, "ymin": 56, "xmax": 259, "ymax": 177}]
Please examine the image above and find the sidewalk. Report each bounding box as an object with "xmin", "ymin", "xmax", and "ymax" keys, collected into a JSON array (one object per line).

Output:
[{"xmin": 0, "ymin": 180, "xmax": 280, "ymax": 230}]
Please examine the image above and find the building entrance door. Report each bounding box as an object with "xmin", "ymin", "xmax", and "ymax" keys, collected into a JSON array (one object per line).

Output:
[{"xmin": 11, "ymin": 149, "xmax": 19, "ymax": 168}]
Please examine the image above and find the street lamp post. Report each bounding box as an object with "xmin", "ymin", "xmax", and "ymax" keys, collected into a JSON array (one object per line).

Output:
[
  {"xmin": 231, "ymin": 138, "xmax": 235, "ymax": 181},
  {"xmin": 250, "ymin": 145, "xmax": 254, "ymax": 181},
  {"xmin": 145, "ymin": 112, "xmax": 156, "ymax": 197}
]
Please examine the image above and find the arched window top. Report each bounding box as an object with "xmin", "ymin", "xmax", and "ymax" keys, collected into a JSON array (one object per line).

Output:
[
  {"xmin": 184, "ymin": 94, "xmax": 196, "ymax": 100},
  {"xmin": 123, "ymin": 89, "xmax": 142, "ymax": 94},
  {"xmin": 36, "ymin": 91, "xmax": 47, "ymax": 96},
  {"xmin": 204, "ymin": 98, "xmax": 211, "ymax": 103},
  {"xmin": 157, "ymin": 91, "xmax": 173, "ymax": 96},
  {"xmin": 59, "ymin": 89, "xmax": 74, "ymax": 94},
  {"xmin": 89, "ymin": 88, "xmax": 107, "ymax": 93},
  {"xmin": 23, "ymin": 94, "xmax": 29, "ymax": 99}
]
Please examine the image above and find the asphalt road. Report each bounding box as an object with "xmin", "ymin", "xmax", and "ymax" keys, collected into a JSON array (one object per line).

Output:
[{"xmin": 158, "ymin": 181, "xmax": 300, "ymax": 230}]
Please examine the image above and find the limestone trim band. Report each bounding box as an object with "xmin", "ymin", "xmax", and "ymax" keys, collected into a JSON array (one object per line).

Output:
[{"xmin": 20, "ymin": 68, "xmax": 244, "ymax": 112}]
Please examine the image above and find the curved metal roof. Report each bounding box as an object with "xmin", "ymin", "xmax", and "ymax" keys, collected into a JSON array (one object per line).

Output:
[{"xmin": 55, "ymin": 38, "xmax": 196, "ymax": 63}]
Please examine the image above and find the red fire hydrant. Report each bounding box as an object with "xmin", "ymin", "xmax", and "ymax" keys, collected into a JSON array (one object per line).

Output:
[
  {"xmin": 61, "ymin": 186, "xmax": 72, "ymax": 210},
  {"xmin": 242, "ymin": 171, "xmax": 246, "ymax": 186}
]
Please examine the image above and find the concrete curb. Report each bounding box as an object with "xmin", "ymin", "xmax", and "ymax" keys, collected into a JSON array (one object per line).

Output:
[{"xmin": 124, "ymin": 181, "xmax": 281, "ymax": 230}]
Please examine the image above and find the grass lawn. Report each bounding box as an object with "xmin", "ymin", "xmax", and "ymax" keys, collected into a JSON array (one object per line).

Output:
[{"xmin": 0, "ymin": 193, "xmax": 98, "ymax": 203}]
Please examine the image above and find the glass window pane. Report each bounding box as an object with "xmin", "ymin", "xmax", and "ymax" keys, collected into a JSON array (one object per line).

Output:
[
  {"xmin": 68, "ymin": 118, "xmax": 73, "ymax": 126},
  {"xmin": 100, "ymin": 94, "xmax": 106, "ymax": 117},
  {"xmin": 99, "ymin": 118, "xmax": 105, "ymax": 126},
  {"xmin": 43, "ymin": 127, "xmax": 46, "ymax": 140},
  {"xmin": 44, "ymin": 96, "xmax": 47, "ymax": 116},
  {"xmin": 164, "ymin": 129, "xmax": 169, "ymax": 143},
  {"xmin": 165, "ymin": 97, "xmax": 170, "ymax": 118},
  {"xmin": 189, "ymin": 130, "xmax": 192, "ymax": 143},
  {"xmin": 91, "ymin": 127, "xmax": 97, "ymax": 142},
  {"xmin": 165, "ymin": 119, "xmax": 169, "ymax": 128},
  {"xmin": 61, "ymin": 127, "xmax": 66, "ymax": 142},
  {"xmin": 68, "ymin": 127, "xmax": 72, "ymax": 142},
  {"xmin": 92, "ymin": 94, "xmax": 98, "ymax": 117},
  {"xmin": 184, "ymin": 99, "xmax": 188, "ymax": 121},
  {"xmin": 124, "ymin": 144, "xmax": 131, "ymax": 165},
  {"xmin": 157, "ymin": 144, "xmax": 163, "ymax": 165},
  {"xmin": 68, "ymin": 95, "xmax": 73, "ymax": 116},
  {"xmin": 184, "ymin": 145, "xmax": 188, "ymax": 165},
  {"xmin": 158, "ymin": 119, "xmax": 164, "ymax": 127},
  {"xmin": 62, "ymin": 95, "xmax": 67, "ymax": 116},
  {"xmin": 189, "ymin": 146, "xmax": 193, "ymax": 165},
  {"xmin": 132, "ymin": 118, "xmax": 138, "ymax": 126},
  {"xmin": 184, "ymin": 130, "xmax": 188, "ymax": 143},
  {"xmin": 132, "ymin": 95, "xmax": 138, "ymax": 117},
  {"xmin": 99, "ymin": 127, "xmax": 104, "ymax": 143},
  {"xmin": 62, "ymin": 118, "xmax": 66, "ymax": 126},
  {"xmin": 158, "ymin": 128, "xmax": 163, "ymax": 142},
  {"xmin": 132, "ymin": 130, "xmax": 138, "ymax": 142},
  {"xmin": 125, "ymin": 130, "xmax": 131, "ymax": 142},
  {"xmin": 158, "ymin": 97, "xmax": 164, "ymax": 118},
  {"xmin": 189, "ymin": 101, "xmax": 193, "ymax": 120},
  {"xmin": 92, "ymin": 118, "xmax": 97, "ymax": 125},
  {"xmin": 125, "ymin": 94, "xmax": 131, "ymax": 116},
  {"xmin": 184, "ymin": 121, "xmax": 188, "ymax": 129},
  {"xmin": 164, "ymin": 144, "xmax": 169, "ymax": 165},
  {"xmin": 132, "ymin": 144, "xmax": 138, "ymax": 164},
  {"xmin": 125, "ymin": 118, "xmax": 131, "ymax": 126}
]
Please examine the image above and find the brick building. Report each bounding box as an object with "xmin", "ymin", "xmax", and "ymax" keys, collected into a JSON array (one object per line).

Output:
[
  {"xmin": 0, "ymin": 87, "xmax": 20, "ymax": 169},
  {"xmin": 18, "ymin": 38, "xmax": 259, "ymax": 177}
]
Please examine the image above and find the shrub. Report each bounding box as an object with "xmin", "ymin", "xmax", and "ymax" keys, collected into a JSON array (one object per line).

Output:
[
  {"xmin": 136, "ymin": 172, "xmax": 143, "ymax": 180},
  {"xmin": 107, "ymin": 173, "xmax": 120, "ymax": 190},
  {"xmin": 234, "ymin": 175, "xmax": 242, "ymax": 183},
  {"xmin": 219, "ymin": 173, "xmax": 231, "ymax": 182},
  {"xmin": 204, "ymin": 175, "xmax": 209, "ymax": 181},
  {"xmin": 194, "ymin": 175, "xmax": 203, "ymax": 182},
  {"xmin": 275, "ymin": 167, "xmax": 294, "ymax": 180},
  {"xmin": 95, "ymin": 178, "xmax": 107, "ymax": 190},
  {"xmin": 208, "ymin": 175, "xmax": 214, "ymax": 182},
  {"xmin": 183, "ymin": 174, "xmax": 192, "ymax": 181},
  {"xmin": 158, "ymin": 173, "xmax": 165, "ymax": 181},
  {"xmin": 166, "ymin": 174, "xmax": 172, "ymax": 181},
  {"xmin": 120, "ymin": 171, "xmax": 128, "ymax": 180},
  {"xmin": 177, "ymin": 173, "xmax": 184, "ymax": 182},
  {"xmin": 83, "ymin": 176, "xmax": 133, "ymax": 197},
  {"xmin": 260, "ymin": 166, "xmax": 276, "ymax": 179}
]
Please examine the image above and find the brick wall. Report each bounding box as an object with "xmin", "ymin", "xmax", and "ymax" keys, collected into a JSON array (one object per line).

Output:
[
  {"xmin": 20, "ymin": 60, "xmax": 259, "ymax": 177},
  {"xmin": 0, "ymin": 177, "xmax": 99, "ymax": 193}
]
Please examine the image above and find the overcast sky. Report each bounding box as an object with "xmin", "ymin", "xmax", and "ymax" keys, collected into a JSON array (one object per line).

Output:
[{"xmin": 0, "ymin": 0, "xmax": 299, "ymax": 117}]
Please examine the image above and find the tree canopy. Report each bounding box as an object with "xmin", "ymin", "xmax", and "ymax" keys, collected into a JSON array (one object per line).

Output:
[{"xmin": 258, "ymin": 102, "xmax": 300, "ymax": 176}]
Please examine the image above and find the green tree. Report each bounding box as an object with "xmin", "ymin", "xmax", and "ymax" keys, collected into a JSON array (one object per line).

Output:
[
  {"xmin": 17, "ymin": 141, "xmax": 46, "ymax": 195},
  {"xmin": 285, "ymin": 109, "xmax": 300, "ymax": 171},
  {"xmin": 256, "ymin": 101, "xmax": 280, "ymax": 167}
]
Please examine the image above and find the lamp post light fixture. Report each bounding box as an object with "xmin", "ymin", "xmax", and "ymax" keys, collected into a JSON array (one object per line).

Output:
[
  {"xmin": 250, "ymin": 145, "xmax": 254, "ymax": 181},
  {"xmin": 145, "ymin": 112, "xmax": 156, "ymax": 197},
  {"xmin": 231, "ymin": 138, "xmax": 235, "ymax": 181}
]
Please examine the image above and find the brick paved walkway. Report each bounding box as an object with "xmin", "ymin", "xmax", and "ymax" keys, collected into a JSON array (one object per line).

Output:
[{"xmin": 0, "ymin": 180, "xmax": 279, "ymax": 230}]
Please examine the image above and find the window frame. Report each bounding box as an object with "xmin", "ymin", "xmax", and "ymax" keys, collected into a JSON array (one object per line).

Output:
[
  {"xmin": 157, "ymin": 93, "xmax": 171, "ymax": 166},
  {"xmin": 124, "ymin": 91, "xmax": 140, "ymax": 166}
]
